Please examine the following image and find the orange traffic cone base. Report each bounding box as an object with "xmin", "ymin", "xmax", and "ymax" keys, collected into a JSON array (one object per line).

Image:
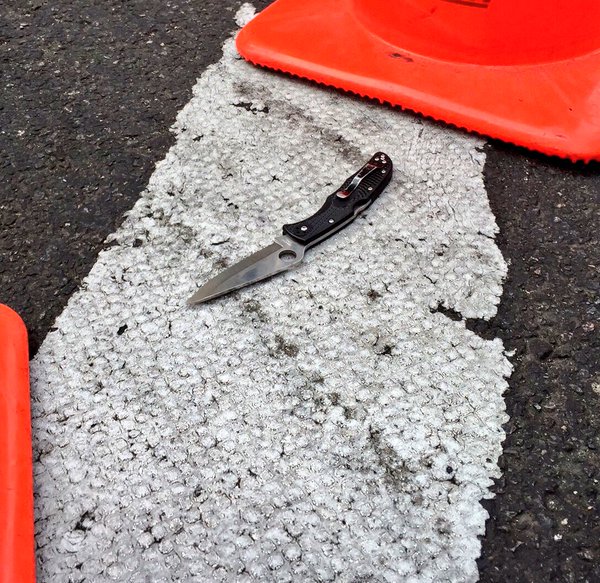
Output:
[
  {"xmin": 237, "ymin": 0, "xmax": 600, "ymax": 162},
  {"xmin": 0, "ymin": 305, "xmax": 35, "ymax": 583}
]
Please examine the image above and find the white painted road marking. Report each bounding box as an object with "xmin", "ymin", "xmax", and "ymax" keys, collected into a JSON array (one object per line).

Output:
[{"xmin": 31, "ymin": 5, "xmax": 511, "ymax": 582}]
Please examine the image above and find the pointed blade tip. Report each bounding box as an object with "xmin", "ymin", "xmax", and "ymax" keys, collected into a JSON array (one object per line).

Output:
[
  {"xmin": 186, "ymin": 293, "xmax": 206, "ymax": 306},
  {"xmin": 187, "ymin": 287, "xmax": 226, "ymax": 306}
]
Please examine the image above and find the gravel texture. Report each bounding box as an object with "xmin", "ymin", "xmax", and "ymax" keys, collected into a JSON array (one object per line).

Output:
[
  {"xmin": 477, "ymin": 144, "xmax": 600, "ymax": 583},
  {"xmin": 0, "ymin": 0, "xmax": 270, "ymax": 355},
  {"xmin": 30, "ymin": 7, "xmax": 510, "ymax": 581}
]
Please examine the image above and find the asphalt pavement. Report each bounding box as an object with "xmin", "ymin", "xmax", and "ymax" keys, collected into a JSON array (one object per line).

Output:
[{"xmin": 0, "ymin": 1, "xmax": 598, "ymax": 581}]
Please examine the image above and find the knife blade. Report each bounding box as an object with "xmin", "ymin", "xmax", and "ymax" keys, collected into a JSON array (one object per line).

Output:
[{"xmin": 187, "ymin": 151, "xmax": 393, "ymax": 305}]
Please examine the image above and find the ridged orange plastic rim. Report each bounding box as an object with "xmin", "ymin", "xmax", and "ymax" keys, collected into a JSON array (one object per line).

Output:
[
  {"xmin": 237, "ymin": 0, "xmax": 600, "ymax": 162},
  {"xmin": 0, "ymin": 305, "xmax": 35, "ymax": 583}
]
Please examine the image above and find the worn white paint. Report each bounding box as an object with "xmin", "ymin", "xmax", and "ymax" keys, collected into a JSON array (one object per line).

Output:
[{"xmin": 31, "ymin": 5, "xmax": 511, "ymax": 582}]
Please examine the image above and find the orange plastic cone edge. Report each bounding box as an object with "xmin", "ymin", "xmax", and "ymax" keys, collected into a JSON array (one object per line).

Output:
[
  {"xmin": 237, "ymin": 0, "xmax": 600, "ymax": 162},
  {"xmin": 0, "ymin": 305, "xmax": 35, "ymax": 583}
]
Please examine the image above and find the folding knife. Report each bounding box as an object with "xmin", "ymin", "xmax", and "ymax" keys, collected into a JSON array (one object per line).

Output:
[{"xmin": 187, "ymin": 152, "xmax": 393, "ymax": 305}]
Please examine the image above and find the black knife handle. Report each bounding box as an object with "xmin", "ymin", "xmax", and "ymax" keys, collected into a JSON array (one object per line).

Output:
[{"xmin": 282, "ymin": 152, "xmax": 393, "ymax": 247}]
